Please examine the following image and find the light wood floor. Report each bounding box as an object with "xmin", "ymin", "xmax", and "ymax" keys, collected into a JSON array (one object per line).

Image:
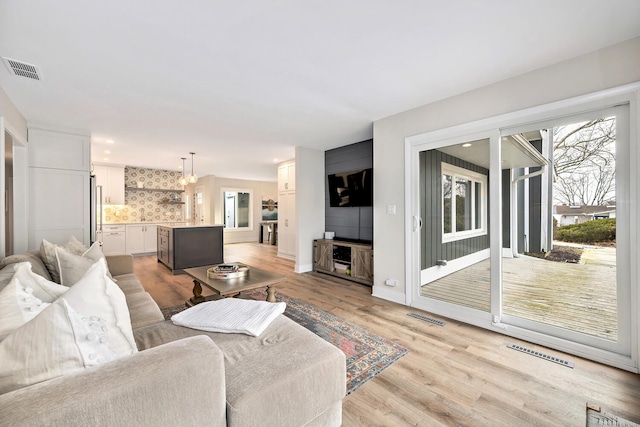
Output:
[{"xmin": 134, "ymin": 243, "xmax": 640, "ymax": 426}]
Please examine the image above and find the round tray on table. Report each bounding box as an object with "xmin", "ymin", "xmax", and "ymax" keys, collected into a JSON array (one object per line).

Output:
[{"xmin": 207, "ymin": 264, "xmax": 250, "ymax": 280}]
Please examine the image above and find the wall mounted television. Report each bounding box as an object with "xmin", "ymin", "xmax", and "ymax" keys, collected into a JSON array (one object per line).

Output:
[{"xmin": 328, "ymin": 168, "xmax": 373, "ymax": 207}]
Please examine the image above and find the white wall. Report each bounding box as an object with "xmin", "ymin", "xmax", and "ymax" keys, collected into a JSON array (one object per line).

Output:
[
  {"xmin": 294, "ymin": 146, "xmax": 325, "ymax": 273},
  {"xmin": 205, "ymin": 175, "xmax": 278, "ymax": 244},
  {"xmin": 372, "ymin": 36, "xmax": 640, "ymax": 303}
]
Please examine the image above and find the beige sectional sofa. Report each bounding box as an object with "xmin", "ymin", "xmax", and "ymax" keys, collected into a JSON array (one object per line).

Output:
[{"xmin": 0, "ymin": 250, "xmax": 346, "ymax": 426}]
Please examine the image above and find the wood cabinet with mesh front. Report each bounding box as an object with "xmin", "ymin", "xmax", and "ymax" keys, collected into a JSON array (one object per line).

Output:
[{"xmin": 313, "ymin": 239, "xmax": 373, "ymax": 286}]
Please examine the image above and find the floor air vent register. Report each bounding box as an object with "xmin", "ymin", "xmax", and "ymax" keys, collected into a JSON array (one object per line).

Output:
[
  {"xmin": 507, "ymin": 343, "xmax": 575, "ymax": 368},
  {"xmin": 407, "ymin": 312, "xmax": 446, "ymax": 327}
]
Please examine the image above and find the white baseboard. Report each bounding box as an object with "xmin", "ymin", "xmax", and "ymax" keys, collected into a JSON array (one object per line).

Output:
[
  {"xmin": 277, "ymin": 252, "xmax": 295, "ymax": 261},
  {"xmin": 295, "ymin": 263, "xmax": 312, "ymax": 273},
  {"xmin": 372, "ymin": 285, "xmax": 406, "ymax": 305}
]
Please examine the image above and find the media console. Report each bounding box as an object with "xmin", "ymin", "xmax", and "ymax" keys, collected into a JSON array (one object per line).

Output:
[{"xmin": 313, "ymin": 239, "xmax": 373, "ymax": 286}]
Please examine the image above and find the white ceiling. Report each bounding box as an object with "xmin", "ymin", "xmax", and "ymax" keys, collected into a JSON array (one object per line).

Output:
[{"xmin": 1, "ymin": 1, "xmax": 639, "ymax": 182}]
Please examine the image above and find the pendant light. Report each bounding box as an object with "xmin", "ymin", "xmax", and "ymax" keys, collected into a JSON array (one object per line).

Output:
[
  {"xmin": 188, "ymin": 152, "xmax": 198, "ymax": 183},
  {"xmin": 179, "ymin": 157, "xmax": 188, "ymax": 186}
]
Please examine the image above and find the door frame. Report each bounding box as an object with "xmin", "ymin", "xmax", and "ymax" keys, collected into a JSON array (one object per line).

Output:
[
  {"xmin": 405, "ymin": 82, "xmax": 640, "ymax": 372},
  {"xmin": 0, "ymin": 118, "xmax": 28, "ymax": 256}
]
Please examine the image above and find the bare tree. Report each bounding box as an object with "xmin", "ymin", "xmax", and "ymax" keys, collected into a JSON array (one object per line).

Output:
[{"xmin": 552, "ymin": 117, "xmax": 616, "ymax": 206}]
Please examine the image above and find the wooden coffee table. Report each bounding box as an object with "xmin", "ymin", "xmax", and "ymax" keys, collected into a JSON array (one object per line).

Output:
[{"xmin": 183, "ymin": 263, "xmax": 286, "ymax": 307}]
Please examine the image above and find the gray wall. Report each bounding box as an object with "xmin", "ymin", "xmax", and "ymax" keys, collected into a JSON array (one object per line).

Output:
[
  {"xmin": 420, "ymin": 149, "xmax": 489, "ymax": 269},
  {"xmin": 325, "ymin": 140, "xmax": 373, "ymax": 242}
]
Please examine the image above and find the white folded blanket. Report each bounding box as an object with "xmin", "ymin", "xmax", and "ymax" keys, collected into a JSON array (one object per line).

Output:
[{"xmin": 171, "ymin": 298, "xmax": 286, "ymax": 337}]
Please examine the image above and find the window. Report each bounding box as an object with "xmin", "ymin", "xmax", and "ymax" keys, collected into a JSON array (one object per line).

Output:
[
  {"xmin": 222, "ymin": 188, "xmax": 252, "ymax": 230},
  {"xmin": 441, "ymin": 162, "xmax": 486, "ymax": 242}
]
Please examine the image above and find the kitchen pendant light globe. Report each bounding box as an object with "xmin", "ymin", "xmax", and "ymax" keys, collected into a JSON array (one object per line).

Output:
[
  {"xmin": 178, "ymin": 157, "xmax": 188, "ymax": 186},
  {"xmin": 188, "ymin": 152, "xmax": 198, "ymax": 184}
]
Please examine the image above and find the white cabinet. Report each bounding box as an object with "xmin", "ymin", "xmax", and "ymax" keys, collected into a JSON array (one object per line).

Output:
[
  {"xmin": 278, "ymin": 162, "xmax": 296, "ymax": 192},
  {"xmin": 277, "ymin": 160, "xmax": 296, "ymax": 259},
  {"xmin": 125, "ymin": 224, "xmax": 157, "ymax": 254},
  {"xmin": 29, "ymin": 168, "xmax": 89, "ymax": 247},
  {"xmin": 93, "ymin": 165, "xmax": 125, "ymax": 205},
  {"xmin": 28, "ymin": 128, "xmax": 90, "ymax": 171},
  {"xmin": 28, "ymin": 127, "xmax": 91, "ymax": 248},
  {"xmin": 101, "ymin": 225, "xmax": 126, "ymax": 255},
  {"xmin": 278, "ymin": 192, "xmax": 296, "ymax": 258}
]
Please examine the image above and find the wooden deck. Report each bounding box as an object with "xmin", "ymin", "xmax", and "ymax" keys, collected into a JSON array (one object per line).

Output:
[{"xmin": 421, "ymin": 247, "xmax": 617, "ymax": 340}]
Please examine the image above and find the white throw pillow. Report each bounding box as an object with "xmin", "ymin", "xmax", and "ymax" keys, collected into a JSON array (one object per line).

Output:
[
  {"xmin": 12, "ymin": 262, "xmax": 69, "ymax": 302},
  {"xmin": 0, "ymin": 298, "xmax": 118, "ymax": 394},
  {"xmin": 61, "ymin": 259, "xmax": 138, "ymax": 357},
  {"xmin": 56, "ymin": 242, "xmax": 115, "ymax": 286},
  {"xmin": 40, "ymin": 237, "xmax": 88, "ymax": 283},
  {"xmin": 0, "ymin": 263, "xmax": 68, "ymax": 341},
  {"xmin": 0, "ymin": 262, "xmax": 23, "ymax": 293}
]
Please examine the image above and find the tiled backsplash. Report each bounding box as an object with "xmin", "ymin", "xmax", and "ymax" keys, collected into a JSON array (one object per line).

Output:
[{"xmin": 102, "ymin": 166, "xmax": 185, "ymax": 223}]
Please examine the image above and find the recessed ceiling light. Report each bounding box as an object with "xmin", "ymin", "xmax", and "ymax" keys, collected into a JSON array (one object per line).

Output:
[
  {"xmin": 273, "ymin": 158, "xmax": 279, "ymax": 162},
  {"xmin": 103, "ymin": 158, "xmax": 109, "ymax": 161},
  {"xmin": 104, "ymin": 150, "xmax": 111, "ymax": 154},
  {"xmin": 462, "ymin": 143, "xmax": 472, "ymax": 148},
  {"xmin": 106, "ymin": 139, "xmax": 114, "ymax": 144}
]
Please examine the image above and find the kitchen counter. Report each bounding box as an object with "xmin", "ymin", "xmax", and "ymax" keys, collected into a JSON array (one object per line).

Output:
[
  {"xmin": 103, "ymin": 221, "xmax": 188, "ymax": 225},
  {"xmin": 157, "ymin": 224, "xmax": 224, "ymax": 274},
  {"xmin": 156, "ymin": 223, "xmax": 224, "ymax": 229}
]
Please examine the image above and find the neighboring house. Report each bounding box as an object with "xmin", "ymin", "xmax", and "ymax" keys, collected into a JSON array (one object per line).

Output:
[{"xmin": 553, "ymin": 204, "xmax": 616, "ymax": 226}]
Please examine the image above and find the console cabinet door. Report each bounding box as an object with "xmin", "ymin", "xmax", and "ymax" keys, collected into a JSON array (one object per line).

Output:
[
  {"xmin": 314, "ymin": 240, "xmax": 333, "ymax": 272},
  {"xmin": 352, "ymin": 247, "xmax": 373, "ymax": 282}
]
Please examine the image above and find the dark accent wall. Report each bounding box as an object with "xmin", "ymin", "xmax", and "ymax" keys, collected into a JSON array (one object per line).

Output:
[
  {"xmin": 420, "ymin": 150, "xmax": 490, "ymax": 270},
  {"xmin": 325, "ymin": 140, "xmax": 373, "ymax": 242}
]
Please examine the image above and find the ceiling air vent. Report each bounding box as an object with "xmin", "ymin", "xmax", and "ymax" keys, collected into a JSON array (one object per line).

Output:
[{"xmin": 2, "ymin": 57, "xmax": 42, "ymax": 80}]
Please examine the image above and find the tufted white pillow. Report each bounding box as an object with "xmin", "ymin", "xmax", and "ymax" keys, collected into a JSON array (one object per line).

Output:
[
  {"xmin": 0, "ymin": 263, "xmax": 68, "ymax": 342},
  {"xmin": 60, "ymin": 258, "xmax": 137, "ymax": 357},
  {"xmin": 0, "ymin": 298, "xmax": 118, "ymax": 394}
]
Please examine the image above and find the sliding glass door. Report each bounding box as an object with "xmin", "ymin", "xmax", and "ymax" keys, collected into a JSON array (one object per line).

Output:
[
  {"xmin": 500, "ymin": 105, "xmax": 630, "ymax": 355},
  {"xmin": 413, "ymin": 132, "xmax": 495, "ymax": 323},
  {"xmin": 407, "ymin": 99, "xmax": 634, "ymax": 367}
]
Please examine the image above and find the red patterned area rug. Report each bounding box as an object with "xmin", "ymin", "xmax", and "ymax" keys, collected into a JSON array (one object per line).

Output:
[{"xmin": 161, "ymin": 290, "xmax": 408, "ymax": 395}]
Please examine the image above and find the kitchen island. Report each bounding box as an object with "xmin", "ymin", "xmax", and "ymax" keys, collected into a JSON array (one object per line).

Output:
[{"xmin": 157, "ymin": 224, "xmax": 224, "ymax": 274}]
